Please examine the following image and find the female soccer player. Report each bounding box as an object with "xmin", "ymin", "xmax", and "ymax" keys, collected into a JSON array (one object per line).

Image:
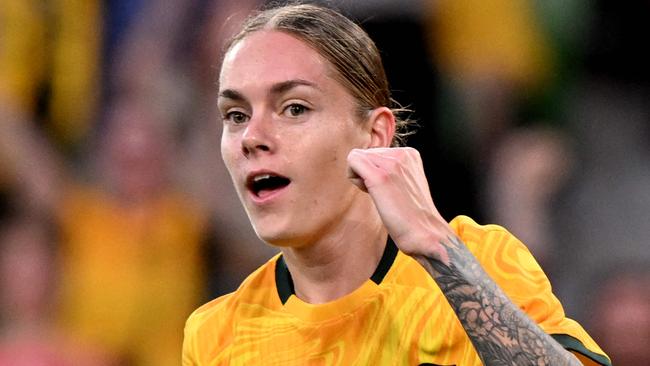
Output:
[{"xmin": 183, "ymin": 3, "xmax": 610, "ymax": 365}]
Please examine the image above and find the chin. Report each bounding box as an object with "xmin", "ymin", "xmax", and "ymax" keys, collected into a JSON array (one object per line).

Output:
[
  {"xmin": 256, "ymin": 232, "xmax": 300, "ymax": 248},
  {"xmin": 252, "ymin": 223, "xmax": 309, "ymax": 248}
]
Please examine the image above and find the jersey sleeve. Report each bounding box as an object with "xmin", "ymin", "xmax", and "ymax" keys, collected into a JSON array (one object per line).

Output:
[{"xmin": 450, "ymin": 215, "xmax": 611, "ymax": 366}]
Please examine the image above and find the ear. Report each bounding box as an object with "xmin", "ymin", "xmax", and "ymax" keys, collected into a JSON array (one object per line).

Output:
[{"xmin": 366, "ymin": 107, "xmax": 395, "ymax": 148}]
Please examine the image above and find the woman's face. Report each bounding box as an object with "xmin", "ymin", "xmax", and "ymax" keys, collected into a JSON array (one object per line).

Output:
[
  {"xmin": 102, "ymin": 101, "xmax": 171, "ymax": 202},
  {"xmin": 219, "ymin": 30, "xmax": 371, "ymax": 247}
]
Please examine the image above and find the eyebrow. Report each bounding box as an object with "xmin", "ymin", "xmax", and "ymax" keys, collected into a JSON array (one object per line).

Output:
[
  {"xmin": 218, "ymin": 79, "xmax": 319, "ymax": 102},
  {"xmin": 218, "ymin": 89, "xmax": 245, "ymax": 102},
  {"xmin": 270, "ymin": 79, "xmax": 319, "ymax": 95}
]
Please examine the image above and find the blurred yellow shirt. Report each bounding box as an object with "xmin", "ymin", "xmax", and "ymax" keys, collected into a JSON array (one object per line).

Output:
[
  {"xmin": 0, "ymin": 0, "xmax": 99, "ymax": 146},
  {"xmin": 429, "ymin": 0, "xmax": 553, "ymax": 89},
  {"xmin": 57, "ymin": 186, "xmax": 206, "ymax": 366}
]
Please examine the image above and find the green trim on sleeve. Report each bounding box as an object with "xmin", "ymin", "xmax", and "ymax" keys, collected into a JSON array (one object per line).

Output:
[{"xmin": 551, "ymin": 334, "xmax": 611, "ymax": 366}]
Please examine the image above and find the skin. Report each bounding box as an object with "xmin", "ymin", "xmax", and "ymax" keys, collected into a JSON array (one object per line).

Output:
[
  {"xmin": 219, "ymin": 30, "xmax": 581, "ymax": 365},
  {"xmin": 219, "ymin": 30, "xmax": 393, "ymax": 303}
]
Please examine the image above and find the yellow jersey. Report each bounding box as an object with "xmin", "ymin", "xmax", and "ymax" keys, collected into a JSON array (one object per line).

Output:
[
  {"xmin": 183, "ymin": 215, "xmax": 609, "ymax": 365},
  {"xmin": 57, "ymin": 186, "xmax": 206, "ymax": 366}
]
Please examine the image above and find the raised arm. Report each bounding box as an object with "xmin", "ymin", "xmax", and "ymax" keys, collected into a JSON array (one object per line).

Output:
[
  {"xmin": 347, "ymin": 147, "xmax": 581, "ymax": 365},
  {"xmin": 0, "ymin": 101, "xmax": 66, "ymax": 213}
]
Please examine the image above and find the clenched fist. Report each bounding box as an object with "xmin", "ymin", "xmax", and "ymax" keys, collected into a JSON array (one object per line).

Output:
[{"xmin": 347, "ymin": 147, "xmax": 456, "ymax": 264}]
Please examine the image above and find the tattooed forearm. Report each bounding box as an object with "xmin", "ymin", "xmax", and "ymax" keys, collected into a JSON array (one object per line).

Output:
[{"xmin": 417, "ymin": 235, "xmax": 580, "ymax": 366}]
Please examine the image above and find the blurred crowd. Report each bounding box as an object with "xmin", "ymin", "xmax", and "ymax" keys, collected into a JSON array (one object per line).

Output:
[{"xmin": 0, "ymin": 1, "xmax": 648, "ymax": 365}]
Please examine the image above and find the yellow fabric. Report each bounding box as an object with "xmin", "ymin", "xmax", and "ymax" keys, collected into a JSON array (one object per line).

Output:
[
  {"xmin": 183, "ymin": 215, "xmax": 609, "ymax": 365},
  {"xmin": 48, "ymin": 0, "xmax": 101, "ymax": 146},
  {"xmin": 57, "ymin": 186, "xmax": 206, "ymax": 366},
  {"xmin": 429, "ymin": 0, "xmax": 553, "ymax": 89},
  {"xmin": 0, "ymin": 0, "xmax": 100, "ymax": 147},
  {"xmin": 0, "ymin": 1, "xmax": 47, "ymax": 108}
]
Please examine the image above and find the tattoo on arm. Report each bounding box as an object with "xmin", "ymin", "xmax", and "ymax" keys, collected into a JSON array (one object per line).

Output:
[{"xmin": 419, "ymin": 235, "xmax": 580, "ymax": 366}]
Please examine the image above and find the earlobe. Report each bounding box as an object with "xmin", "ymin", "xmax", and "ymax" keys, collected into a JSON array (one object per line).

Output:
[{"xmin": 367, "ymin": 107, "xmax": 396, "ymax": 148}]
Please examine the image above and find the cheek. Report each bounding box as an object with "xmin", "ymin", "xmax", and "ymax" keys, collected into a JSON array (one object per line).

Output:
[
  {"xmin": 307, "ymin": 139, "xmax": 354, "ymax": 183},
  {"xmin": 220, "ymin": 147, "xmax": 245, "ymax": 193},
  {"xmin": 321, "ymin": 122, "xmax": 365, "ymax": 164},
  {"xmin": 307, "ymin": 127, "xmax": 358, "ymax": 172},
  {"xmin": 220, "ymin": 134, "xmax": 239, "ymax": 169}
]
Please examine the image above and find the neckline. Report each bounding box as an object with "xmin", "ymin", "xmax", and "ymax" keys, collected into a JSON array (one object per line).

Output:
[{"xmin": 274, "ymin": 237, "xmax": 398, "ymax": 305}]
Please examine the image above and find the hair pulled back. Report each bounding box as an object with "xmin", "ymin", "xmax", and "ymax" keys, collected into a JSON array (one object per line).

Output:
[{"xmin": 224, "ymin": 3, "xmax": 414, "ymax": 146}]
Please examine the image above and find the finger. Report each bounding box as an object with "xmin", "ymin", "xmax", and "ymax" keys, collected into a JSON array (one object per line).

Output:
[
  {"xmin": 355, "ymin": 148, "xmax": 422, "ymax": 178},
  {"xmin": 347, "ymin": 148, "xmax": 398, "ymax": 190},
  {"xmin": 346, "ymin": 166, "xmax": 368, "ymax": 192},
  {"xmin": 358, "ymin": 146, "xmax": 419, "ymax": 161},
  {"xmin": 346, "ymin": 149, "xmax": 379, "ymax": 186},
  {"xmin": 357, "ymin": 148, "xmax": 435, "ymax": 208}
]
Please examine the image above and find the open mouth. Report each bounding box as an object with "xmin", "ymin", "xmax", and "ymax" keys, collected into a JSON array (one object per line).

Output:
[{"xmin": 247, "ymin": 173, "xmax": 291, "ymax": 199}]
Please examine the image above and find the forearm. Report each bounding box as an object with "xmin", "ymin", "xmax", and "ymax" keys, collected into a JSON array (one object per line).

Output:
[
  {"xmin": 416, "ymin": 235, "xmax": 581, "ymax": 366},
  {"xmin": 0, "ymin": 104, "xmax": 64, "ymax": 211}
]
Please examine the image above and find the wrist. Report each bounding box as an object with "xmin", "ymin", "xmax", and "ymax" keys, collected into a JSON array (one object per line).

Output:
[{"xmin": 402, "ymin": 228, "xmax": 454, "ymax": 264}]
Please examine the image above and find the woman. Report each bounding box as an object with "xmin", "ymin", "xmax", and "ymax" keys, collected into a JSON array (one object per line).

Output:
[{"xmin": 183, "ymin": 3, "xmax": 609, "ymax": 365}]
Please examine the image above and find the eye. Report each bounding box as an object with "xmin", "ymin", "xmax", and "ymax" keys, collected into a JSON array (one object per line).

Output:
[
  {"xmin": 224, "ymin": 111, "xmax": 249, "ymax": 124},
  {"xmin": 282, "ymin": 103, "xmax": 309, "ymax": 117}
]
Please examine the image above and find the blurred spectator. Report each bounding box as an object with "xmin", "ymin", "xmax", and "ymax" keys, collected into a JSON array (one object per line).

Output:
[
  {"xmin": 585, "ymin": 264, "xmax": 650, "ymax": 366},
  {"xmin": 56, "ymin": 95, "xmax": 208, "ymax": 366},
  {"xmin": 0, "ymin": 207, "xmax": 115, "ymax": 365},
  {"xmin": 421, "ymin": 0, "xmax": 580, "ymax": 267},
  {"xmin": 543, "ymin": 0, "xmax": 650, "ymax": 324},
  {"xmin": 552, "ymin": 81, "xmax": 650, "ymax": 318},
  {"xmin": 0, "ymin": 92, "xmax": 208, "ymax": 365},
  {"xmin": 426, "ymin": 0, "xmax": 555, "ymax": 158},
  {"xmin": 485, "ymin": 126, "xmax": 574, "ymax": 267}
]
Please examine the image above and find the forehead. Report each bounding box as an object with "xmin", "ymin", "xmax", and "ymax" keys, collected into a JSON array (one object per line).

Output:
[{"xmin": 219, "ymin": 30, "xmax": 332, "ymax": 92}]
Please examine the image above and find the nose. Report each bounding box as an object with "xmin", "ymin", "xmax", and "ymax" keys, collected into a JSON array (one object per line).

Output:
[{"xmin": 241, "ymin": 114, "xmax": 274, "ymax": 157}]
